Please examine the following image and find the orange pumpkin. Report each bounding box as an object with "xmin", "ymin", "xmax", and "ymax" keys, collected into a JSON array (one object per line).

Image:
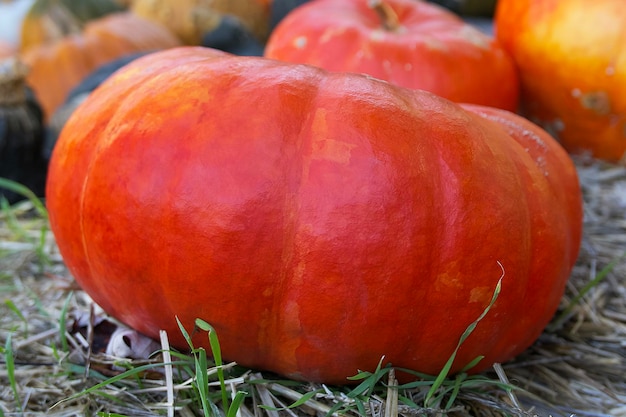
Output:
[
  {"xmin": 130, "ymin": 0, "xmax": 271, "ymax": 44},
  {"xmin": 47, "ymin": 47, "xmax": 582, "ymax": 384},
  {"xmin": 265, "ymin": 0, "xmax": 519, "ymax": 111},
  {"xmin": 20, "ymin": 12, "xmax": 181, "ymax": 120},
  {"xmin": 495, "ymin": 0, "xmax": 626, "ymax": 163},
  {"xmin": 19, "ymin": 0, "xmax": 126, "ymax": 53}
]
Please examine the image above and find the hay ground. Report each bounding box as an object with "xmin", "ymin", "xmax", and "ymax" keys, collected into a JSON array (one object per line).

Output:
[{"xmin": 0, "ymin": 157, "xmax": 625, "ymax": 417}]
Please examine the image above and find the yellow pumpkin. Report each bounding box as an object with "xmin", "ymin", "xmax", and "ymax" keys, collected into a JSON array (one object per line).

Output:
[
  {"xmin": 130, "ymin": 0, "xmax": 271, "ymax": 44},
  {"xmin": 19, "ymin": 0, "xmax": 126, "ymax": 52}
]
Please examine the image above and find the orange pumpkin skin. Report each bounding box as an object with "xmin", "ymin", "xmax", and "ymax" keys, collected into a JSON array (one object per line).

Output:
[
  {"xmin": 495, "ymin": 0, "xmax": 626, "ymax": 163},
  {"xmin": 47, "ymin": 47, "xmax": 581, "ymax": 384},
  {"xmin": 264, "ymin": 0, "xmax": 519, "ymax": 111}
]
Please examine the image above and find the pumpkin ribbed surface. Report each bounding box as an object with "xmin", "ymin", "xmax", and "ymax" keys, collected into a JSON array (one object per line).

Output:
[{"xmin": 46, "ymin": 47, "xmax": 582, "ymax": 384}]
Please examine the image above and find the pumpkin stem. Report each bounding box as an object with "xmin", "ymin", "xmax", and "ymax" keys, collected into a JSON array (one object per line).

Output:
[
  {"xmin": 368, "ymin": 0, "xmax": 401, "ymax": 32},
  {"xmin": 0, "ymin": 58, "xmax": 29, "ymax": 106}
]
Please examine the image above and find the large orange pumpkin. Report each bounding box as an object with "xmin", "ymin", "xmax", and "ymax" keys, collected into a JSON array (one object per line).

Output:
[
  {"xmin": 46, "ymin": 47, "xmax": 582, "ymax": 384},
  {"xmin": 495, "ymin": 0, "xmax": 626, "ymax": 163},
  {"xmin": 265, "ymin": 0, "xmax": 519, "ymax": 111}
]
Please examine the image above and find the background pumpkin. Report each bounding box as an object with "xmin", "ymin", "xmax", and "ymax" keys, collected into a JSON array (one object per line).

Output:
[
  {"xmin": 46, "ymin": 47, "xmax": 582, "ymax": 384},
  {"xmin": 19, "ymin": 0, "xmax": 125, "ymax": 53},
  {"xmin": 44, "ymin": 9, "xmax": 276, "ymax": 156},
  {"xmin": 130, "ymin": 0, "xmax": 271, "ymax": 45},
  {"xmin": 0, "ymin": 57, "xmax": 47, "ymax": 204},
  {"xmin": 19, "ymin": 11, "xmax": 181, "ymax": 121},
  {"xmin": 495, "ymin": 0, "xmax": 626, "ymax": 163},
  {"xmin": 264, "ymin": 0, "xmax": 519, "ymax": 111}
]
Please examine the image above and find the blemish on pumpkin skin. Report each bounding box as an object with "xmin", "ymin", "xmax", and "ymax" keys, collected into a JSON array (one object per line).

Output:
[
  {"xmin": 312, "ymin": 139, "xmax": 357, "ymax": 164},
  {"xmin": 320, "ymin": 27, "xmax": 347, "ymax": 43},
  {"xmin": 434, "ymin": 273, "xmax": 463, "ymax": 293},
  {"xmin": 382, "ymin": 60, "xmax": 392, "ymax": 74},
  {"xmin": 309, "ymin": 109, "xmax": 357, "ymax": 165},
  {"xmin": 579, "ymin": 91, "xmax": 611, "ymax": 115},
  {"xmin": 293, "ymin": 36, "xmax": 307, "ymax": 49},
  {"xmin": 469, "ymin": 286, "xmax": 491, "ymax": 304},
  {"xmin": 423, "ymin": 37, "xmax": 448, "ymax": 51},
  {"xmin": 457, "ymin": 25, "xmax": 490, "ymax": 50}
]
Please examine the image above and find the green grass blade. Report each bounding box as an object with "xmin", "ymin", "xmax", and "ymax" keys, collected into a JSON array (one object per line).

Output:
[
  {"xmin": 226, "ymin": 391, "xmax": 247, "ymax": 417},
  {"xmin": 194, "ymin": 347, "xmax": 212, "ymax": 416},
  {"xmin": 0, "ymin": 197, "xmax": 23, "ymax": 238},
  {"xmin": 424, "ymin": 267, "xmax": 503, "ymax": 407},
  {"xmin": 175, "ymin": 316, "xmax": 195, "ymax": 350},
  {"xmin": 445, "ymin": 373, "xmax": 466, "ymax": 410},
  {"xmin": 0, "ymin": 178, "xmax": 50, "ymax": 268},
  {"xmin": 259, "ymin": 389, "xmax": 320, "ymax": 411},
  {"xmin": 346, "ymin": 356, "xmax": 388, "ymax": 398},
  {"xmin": 0, "ymin": 177, "xmax": 48, "ymax": 219},
  {"xmin": 195, "ymin": 318, "xmax": 230, "ymax": 410},
  {"xmin": 550, "ymin": 251, "xmax": 626, "ymax": 330},
  {"xmin": 325, "ymin": 401, "xmax": 345, "ymax": 416},
  {"xmin": 4, "ymin": 333, "xmax": 21, "ymax": 413},
  {"xmin": 460, "ymin": 355, "xmax": 485, "ymax": 373},
  {"xmin": 58, "ymin": 292, "xmax": 74, "ymax": 353},
  {"xmin": 4, "ymin": 299, "xmax": 26, "ymax": 322},
  {"xmin": 52, "ymin": 361, "xmax": 188, "ymax": 408}
]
